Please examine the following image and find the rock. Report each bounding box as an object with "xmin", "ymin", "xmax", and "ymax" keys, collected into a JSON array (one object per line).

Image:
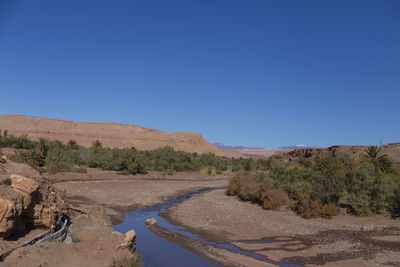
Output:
[
  {"xmin": 0, "ymin": 196, "xmax": 22, "ymax": 236},
  {"xmin": 116, "ymin": 230, "xmax": 136, "ymax": 252},
  {"xmin": 10, "ymin": 174, "xmax": 39, "ymax": 210},
  {"xmin": 0, "ymin": 175, "xmax": 67, "ymax": 238},
  {"xmin": 87, "ymin": 205, "xmax": 112, "ymax": 226},
  {"xmin": 145, "ymin": 218, "xmax": 158, "ymax": 225}
]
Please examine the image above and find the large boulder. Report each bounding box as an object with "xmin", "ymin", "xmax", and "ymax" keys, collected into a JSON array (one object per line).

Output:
[
  {"xmin": 116, "ymin": 230, "xmax": 136, "ymax": 252},
  {"xmin": 0, "ymin": 191, "xmax": 24, "ymax": 237},
  {"xmin": 0, "ymin": 175, "xmax": 67, "ymax": 238},
  {"xmin": 145, "ymin": 218, "xmax": 158, "ymax": 225}
]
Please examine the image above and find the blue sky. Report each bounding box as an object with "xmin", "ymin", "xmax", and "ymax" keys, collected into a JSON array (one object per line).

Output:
[{"xmin": 0, "ymin": 0, "xmax": 399, "ymax": 148}]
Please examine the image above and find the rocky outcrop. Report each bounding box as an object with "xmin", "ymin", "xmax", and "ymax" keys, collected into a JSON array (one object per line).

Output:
[
  {"xmin": 116, "ymin": 230, "xmax": 136, "ymax": 253},
  {"xmin": 0, "ymin": 175, "xmax": 67, "ymax": 238},
  {"xmin": 145, "ymin": 218, "xmax": 158, "ymax": 225}
]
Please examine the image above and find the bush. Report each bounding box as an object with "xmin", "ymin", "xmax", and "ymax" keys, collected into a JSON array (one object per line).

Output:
[
  {"xmin": 2, "ymin": 178, "xmax": 11, "ymax": 186},
  {"xmin": 321, "ymin": 203, "xmax": 338, "ymax": 218},
  {"xmin": 47, "ymin": 162, "xmax": 72, "ymax": 173},
  {"xmin": 109, "ymin": 256, "xmax": 142, "ymax": 267},
  {"xmin": 259, "ymin": 186, "xmax": 289, "ymax": 210},
  {"xmin": 295, "ymin": 192, "xmax": 324, "ymax": 219},
  {"xmin": 73, "ymin": 166, "xmax": 87, "ymax": 173}
]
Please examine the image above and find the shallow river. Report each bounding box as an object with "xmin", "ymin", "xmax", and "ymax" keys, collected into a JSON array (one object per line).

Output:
[{"xmin": 113, "ymin": 188, "xmax": 299, "ymax": 267}]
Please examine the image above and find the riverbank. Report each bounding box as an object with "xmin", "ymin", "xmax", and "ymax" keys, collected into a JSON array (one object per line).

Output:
[
  {"xmin": 0, "ymin": 169, "xmax": 230, "ymax": 267},
  {"xmin": 163, "ymin": 189, "xmax": 400, "ymax": 266}
]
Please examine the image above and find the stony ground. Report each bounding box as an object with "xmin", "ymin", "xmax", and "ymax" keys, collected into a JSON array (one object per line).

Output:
[
  {"xmin": 2, "ymin": 216, "xmax": 136, "ymax": 267},
  {"xmin": 0, "ymin": 170, "xmax": 230, "ymax": 267},
  {"xmin": 55, "ymin": 174, "xmax": 229, "ymax": 211},
  {"xmin": 165, "ymin": 189, "xmax": 400, "ymax": 266}
]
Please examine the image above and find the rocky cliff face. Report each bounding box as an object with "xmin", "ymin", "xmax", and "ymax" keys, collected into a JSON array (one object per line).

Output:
[{"xmin": 0, "ymin": 175, "xmax": 67, "ymax": 238}]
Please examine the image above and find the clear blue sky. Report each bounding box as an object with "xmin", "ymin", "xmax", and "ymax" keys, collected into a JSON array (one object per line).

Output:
[{"xmin": 0, "ymin": 0, "xmax": 399, "ymax": 148}]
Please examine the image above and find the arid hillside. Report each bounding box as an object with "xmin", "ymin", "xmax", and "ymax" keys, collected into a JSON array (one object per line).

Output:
[{"xmin": 0, "ymin": 115, "xmax": 239, "ymax": 157}]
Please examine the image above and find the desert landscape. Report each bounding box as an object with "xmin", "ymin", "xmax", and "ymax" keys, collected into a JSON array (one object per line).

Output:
[
  {"xmin": 1, "ymin": 2, "xmax": 399, "ymax": 266},
  {"xmin": 0, "ymin": 115, "xmax": 398, "ymax": 266}
]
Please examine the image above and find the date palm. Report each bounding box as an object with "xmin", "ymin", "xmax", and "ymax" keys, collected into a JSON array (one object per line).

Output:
[
  {"xmin": 363, "ymin": 146, "xmax": 393, "ymax": 174},
  {"xmin": 91, "ymin": 140, "xmax": 102, "ymax": 154},
  {"xmin": 37, "ymin": 137, "xmax": 48, "ymax": 166}
]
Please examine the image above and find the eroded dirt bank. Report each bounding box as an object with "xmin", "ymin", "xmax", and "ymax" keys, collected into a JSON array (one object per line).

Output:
[{"xmin": 164, "ymin": 189, "xmax": 400, "ymax": 266}]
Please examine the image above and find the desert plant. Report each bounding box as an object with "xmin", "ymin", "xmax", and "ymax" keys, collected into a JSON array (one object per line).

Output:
[
  {"xmin": 67, "ymin": 139, "xmax": 79, "ymax": 150},
  {"xmin": 91, "ymin": 140, "xmax": 103, "ymax": 154},
  {"xmin": 295, "ymin": 192, "xmax": 324, "ymax": 219},
  {"xmin": 109, "ymin": 256, "xmax": 142, "ymax": 267},
  {"xmin": 363, "ymin": 146, "xmax": 393, "ymax": 174},
  {"xmin": 2, "ymin": 178, "xmax": 11, "ymax": 186},
  {"xmin": 259, "ymin": 185, "xmax": 289, "ymax": 210},
  {"xmin": 46, "ymin": 162, "xmax": 72, "ymax": 173}
]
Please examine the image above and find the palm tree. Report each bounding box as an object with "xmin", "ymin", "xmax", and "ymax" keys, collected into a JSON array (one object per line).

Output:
[
  {"xmin": 37, "ymin": 137, "xmax": 48, "ymax": 166},
  {"xmin": 91, "ymin": 140, "xmax": 102, "ymax": 154},
  {"xmin": 363, "ymin": 146, "xmax": 393, "ymax": 174},
  {"xmin": 67, "ymin": 140, "xmax": 79, "ymax": 150}
]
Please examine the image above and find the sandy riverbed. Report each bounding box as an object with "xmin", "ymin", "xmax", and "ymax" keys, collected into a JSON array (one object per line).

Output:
[{"xmin": 164, "ymin": 189, "xmax": 400, "ymax": 266}]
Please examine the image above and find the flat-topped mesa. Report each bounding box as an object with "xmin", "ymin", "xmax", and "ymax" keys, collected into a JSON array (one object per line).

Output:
[{"xmin": 0, "ymin": 115, "xmax": 239, "ymax": 157}]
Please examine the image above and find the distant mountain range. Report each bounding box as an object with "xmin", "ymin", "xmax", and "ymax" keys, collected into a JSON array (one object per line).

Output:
[
  {"xmin": 213, "ymin": 143, "xmax": 263, "ymax": 150},
  {"xmin": 214, "ymin": 143, "xmax": 317, "ymax": 151},
  {"xmin": 277, "ymin": 145, "xmax": 318, "ymax": 150}
]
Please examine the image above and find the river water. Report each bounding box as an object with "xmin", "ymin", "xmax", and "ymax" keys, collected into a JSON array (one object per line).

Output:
[{"xmin": 113, "ymin": 188, "xmax": 300, "ymax": 267}]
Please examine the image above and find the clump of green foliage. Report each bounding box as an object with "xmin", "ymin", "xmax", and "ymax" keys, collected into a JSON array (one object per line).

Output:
[
  {"xmin": 2, "ymin": 178, "xmax": 11, "ymax": 186},
  {"xmin": 227, "ymin": 171, "xmax": 289, "ymax": 210},
  {"xmin": 0, "ymin": 131, "xmax": 245, "ymax": 175},
  {"xmin": 227, "ymin": 146, "xmax": 400, "ymax": 218}
]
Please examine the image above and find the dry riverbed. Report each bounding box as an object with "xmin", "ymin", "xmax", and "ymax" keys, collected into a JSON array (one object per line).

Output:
[
  {"xmin": 0, "ymin": 165, "xmax": 230, "ymax": 267},
  {"xmin": 2, "ymin": 164, "xmax": 399, "ymax": 267},
  {"xmin": 163, "ymin": 189, "xmax": 400, "ymax": 266}
]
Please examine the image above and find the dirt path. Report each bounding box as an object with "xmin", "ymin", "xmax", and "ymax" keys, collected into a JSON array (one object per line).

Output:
[{"xmin": 164, "ymin": 189, "xmax": 400, "ymax": 266}]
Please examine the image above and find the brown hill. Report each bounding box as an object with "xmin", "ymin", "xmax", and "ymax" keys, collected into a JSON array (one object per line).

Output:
[{"xmin": 0, "ymin": 115, "xmax": 239, "ymax": 157}]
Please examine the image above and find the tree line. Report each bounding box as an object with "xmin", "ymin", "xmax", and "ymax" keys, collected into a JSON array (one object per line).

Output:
[
  {"xmin": 227, "ymin": 146, "xmax": 400, "ymax": 218},
  {"xmin": 0, "ymin": 131, "xmax": 250, "ymax": 175}
]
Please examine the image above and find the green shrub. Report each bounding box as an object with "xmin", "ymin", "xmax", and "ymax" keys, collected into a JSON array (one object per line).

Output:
[
  {"xmin": 47, "ymin": 162, "xmax": 72, "ymax": 173},
  {"xmin": 73, "ymin": 166, "xmax": 87, "ymax": 173},
  {"xmin": 109, "ymin": 256, "xmax": 142, "ymax": 267},
  {"xmin": 2, "ymin": 178, "xmax": 11, "ymax": 186}
]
